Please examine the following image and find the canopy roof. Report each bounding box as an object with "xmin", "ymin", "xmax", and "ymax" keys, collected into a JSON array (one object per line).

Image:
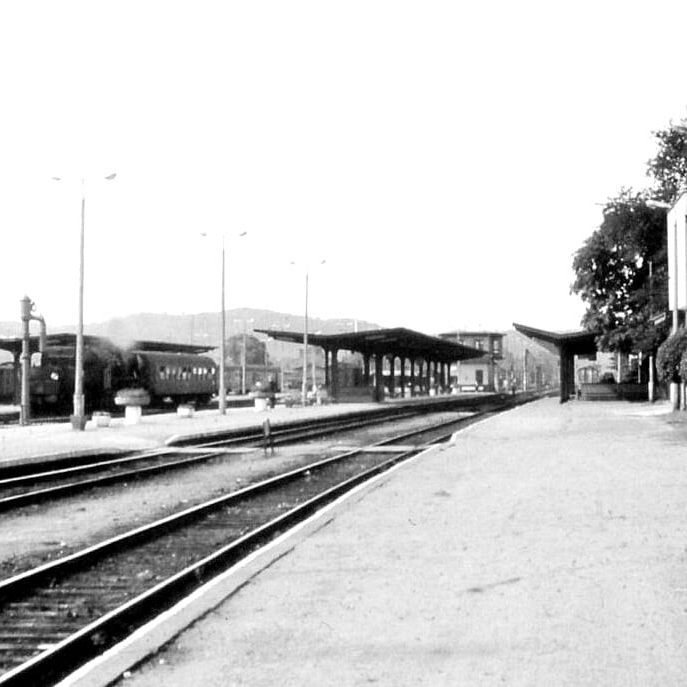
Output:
[
  {"xmin": 513, "ymin": 322, "xmax": 597, "ymax": 356},
  {"xmin": 255, "ymin": 327, "xmax": 486, "ymax": 362}
]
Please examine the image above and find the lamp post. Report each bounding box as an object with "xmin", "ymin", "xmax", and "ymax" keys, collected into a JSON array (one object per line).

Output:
[
  {"xmin": 647, "ymin": 198, "xmax": 682, "ymax": 408},
  {"xmin": 648, "ymin": 259, "xmax": 655, "ymax": 402},
  {"xmin": 53, "ymin": 173, "xmax": 116, "ymax": 430},
  {"xmin": 219, "ymin": 234, "xmax": 227, "ymax": 414},
  {"xmin": 291, "ymin": 260, "xmax": 326, "ymax": 406},
  {"xmin": 202, "ymin": 230, "xmax": 247, "ymax": 414}
]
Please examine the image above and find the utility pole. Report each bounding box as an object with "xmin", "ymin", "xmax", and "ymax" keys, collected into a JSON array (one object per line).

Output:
[{"xmin": 242, "ymin": 319, "xmax": 247, "ymax": 395}]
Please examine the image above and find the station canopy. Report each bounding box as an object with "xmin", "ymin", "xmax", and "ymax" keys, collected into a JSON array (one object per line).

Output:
[
  {"xmin": 512, "ymin": 323, "xmax": 597, "ymax": 356},
  {"xmin": 255, "ymin": 327, "xmax": 487, "ymax": 362}
]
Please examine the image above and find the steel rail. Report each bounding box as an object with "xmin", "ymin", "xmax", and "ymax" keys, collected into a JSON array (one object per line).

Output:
[
  {"xmin": 0, "ymin": 407, "xmax": 511, "ymax": 685},
  {"xmin": 0, "ymin": 414, "xmax": 468, "ymax": 599},
  {"xmin": 0, "ymin": 445, "xmax": 420, "ymax": 687},
  {"xmin": 0, "ymin": 406, "xmax": 452, "ymax": 512}
]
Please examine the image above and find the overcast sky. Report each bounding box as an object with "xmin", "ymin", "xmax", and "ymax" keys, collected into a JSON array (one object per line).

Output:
[{"xmin": 1, "ymin": 1, "xmax": 686, "ymax": 336}]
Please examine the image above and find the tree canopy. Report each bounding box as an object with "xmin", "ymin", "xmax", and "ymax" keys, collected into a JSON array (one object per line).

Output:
[
  {"xmin": 571, "ymin": 115, "xmax": 687, "ymax": 354},
  {"xmin": 226, "ymin": 334, "xmax": 268, "ymax": 365},
  {"xmin": 647, "ymin": 120, "xmax": 687, "ymax": 202},
  {"xmin": 571, "ymin": 190, "xmax": 669, "ymax": 354}
]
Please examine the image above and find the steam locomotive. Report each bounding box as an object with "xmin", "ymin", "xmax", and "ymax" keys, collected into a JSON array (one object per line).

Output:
[{"xmin": 0, "ymin": 334, "xmax": 218, "ymax": 412}]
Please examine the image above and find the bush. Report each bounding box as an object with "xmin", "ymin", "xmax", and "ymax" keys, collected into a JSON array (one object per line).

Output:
[{"xmin": 656, "ymin": 328, "xmax": 687, "ymax": 383}]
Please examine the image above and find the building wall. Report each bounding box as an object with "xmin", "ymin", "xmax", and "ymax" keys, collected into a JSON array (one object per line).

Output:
[
  {"xmin": 454, "ymin": 358, "xmax": 492, "ymax": 389},
  {"xmin": 439, "ymin": 330, "xmax": 504, "ymax": 391},
  {"xmin": 575, "ymin": 351, "xmax": 624, "ymax": 385}
]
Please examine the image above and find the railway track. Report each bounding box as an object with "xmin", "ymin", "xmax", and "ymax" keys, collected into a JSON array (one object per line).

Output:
[
  {"xmin": 0, "ymin": 412, "xmax": 488, "ymax": 686},
  {"xmin": 0, "ymin": 402, "xmax": 478, "ymax": 512}
]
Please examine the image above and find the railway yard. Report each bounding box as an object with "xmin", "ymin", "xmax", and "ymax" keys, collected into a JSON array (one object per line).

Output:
[
  {"xmin": 0, "ymin": 393, "xmax": 519, "ymax": 685},
  {"xmin": 2, "ymin": 5, "xmax": 686, "ymax": 685},
  {"xmin": 0, "ymin": 393, "xmax": 686, "ymax": 685}
]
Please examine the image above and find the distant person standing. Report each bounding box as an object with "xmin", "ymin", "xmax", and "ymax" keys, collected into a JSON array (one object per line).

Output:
[{"xmin": 267, "ymin": 375, "xmax": 278, "ymax": 408}]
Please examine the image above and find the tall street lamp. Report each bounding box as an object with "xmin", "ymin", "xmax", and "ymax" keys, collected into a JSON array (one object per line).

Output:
[
  {"xmin": 53, "ymin": 173, "xmax": 116, "ymax": 430},
  {"xmin": 291, "ymin": 260, "xmax": 326, "ymax": 406},
  {"xmin": 647, "ymin": 197, "xmax": 682, "ymax": 408},
  {"xmin": 202, "ymin": 230, "xmax": 247, "ymax": 414}
]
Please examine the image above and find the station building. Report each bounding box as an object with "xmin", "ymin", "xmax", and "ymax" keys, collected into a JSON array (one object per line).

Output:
[{"xmin": 438, "ymin": 330, "xmax": 503, "ymax": 391}]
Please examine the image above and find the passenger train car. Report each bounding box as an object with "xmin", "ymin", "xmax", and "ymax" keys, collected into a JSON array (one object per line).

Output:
[
  {"xmin": 0, "ymin": 334, "xmax": 218, "ymax": 412},
  {"xmin": 124, "ymin": 350, "xmax": 216, "ymax": 407},
  {"xmin": 0, "ymin": 362, "xmax": 15, "ymax": 404}
]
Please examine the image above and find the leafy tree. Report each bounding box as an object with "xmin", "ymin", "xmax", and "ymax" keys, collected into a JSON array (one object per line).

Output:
[
  {"xmin": 226, "ymin": 334, "xmax": 268, "ymax": 365},
  {"xmin": 571, "ymin": 190, "xmax": 669, "ymax": 354},
  {"xmin": 647, "ymin": 119, "xmax": 687, "ymax": 202},
  {"xmin": 657, "ymin": 329, "xmax": 687, "ymax": 383}
]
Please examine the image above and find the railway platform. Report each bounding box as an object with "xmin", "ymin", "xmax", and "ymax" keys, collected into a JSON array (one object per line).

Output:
[
  {"xmin": 0, "ymin": 392, "xmax": 496, "ymax": 470},
  {"xmin": 0, "ymin": 401, "xmax": 381, "ymax": 470},
  {"xmin": 86, "ymin": 395, "xmax": 687, "ymax": 687}
]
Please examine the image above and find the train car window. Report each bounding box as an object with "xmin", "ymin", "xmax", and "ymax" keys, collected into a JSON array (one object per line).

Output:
[{"xmin": 158, "ymin": 365, "xmax": 165, "ymax": 379}]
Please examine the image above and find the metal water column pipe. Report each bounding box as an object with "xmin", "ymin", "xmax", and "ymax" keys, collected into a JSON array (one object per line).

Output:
[{"xmin": 19, "ymin": 297, "xmax": 32, "ymax": 425}]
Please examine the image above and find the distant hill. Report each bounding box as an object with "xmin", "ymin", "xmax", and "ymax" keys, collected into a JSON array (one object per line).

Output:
[
  {"xmin": 0, "ymin": 309, "xmax": 381, "ymax": 341},
  {"xmin": 0, "ymin": 322, "xmax": 22, "ymax": 338},
  {"xmin": 0, "ymin": 309, "xmax": 382, "ymax": 366}
]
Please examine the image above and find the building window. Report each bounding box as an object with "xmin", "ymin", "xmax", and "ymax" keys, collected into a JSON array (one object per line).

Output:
[
  {"xmin": 474, "ymin": 339, "xmax": 483, "ymax": 350},
  {"xmin": 475, "ymin": 370, "xmax": 484, "ymax": 385}
]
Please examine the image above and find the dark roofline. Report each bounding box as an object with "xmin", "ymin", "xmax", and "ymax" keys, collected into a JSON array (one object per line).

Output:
[
  {"xmin": 512, "ymin": 322, "xmax": 597, "ymax": 355},
  {"xmin": 0, "ymin": 333, "xmax": 215, "ymax": 356},
  {"xmin": 255, "ymin": 327, "xmax": 487, "ymax": 361}
]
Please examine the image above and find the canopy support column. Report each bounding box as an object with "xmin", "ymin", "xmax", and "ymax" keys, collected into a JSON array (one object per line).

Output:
[{"xmin": 374, "ymin": 353, "xmax": 385, "ymax": 402}]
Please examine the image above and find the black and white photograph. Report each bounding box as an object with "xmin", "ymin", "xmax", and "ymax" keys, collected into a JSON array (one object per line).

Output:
[{"xmin": 1, "ymin": 1, "xmax": 687, "ymax": 685}]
